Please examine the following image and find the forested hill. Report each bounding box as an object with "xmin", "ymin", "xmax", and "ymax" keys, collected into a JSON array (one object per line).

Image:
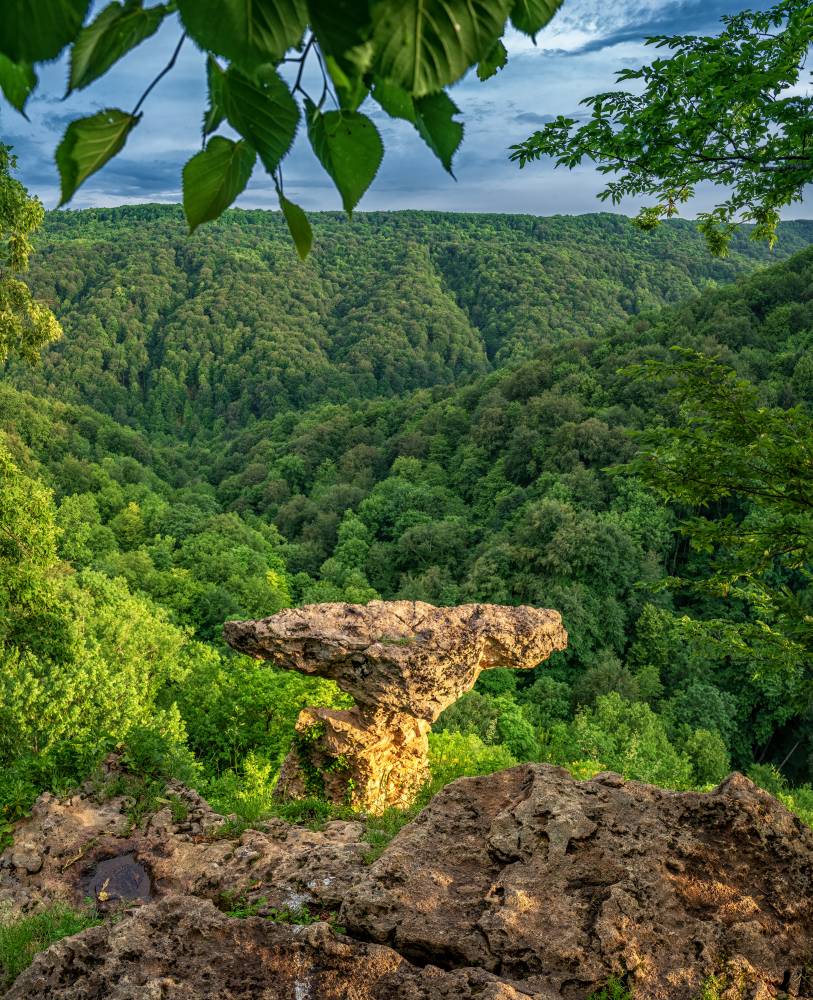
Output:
[
  {"xmin": 11, "ymin": 206, "xmax": 813, "ymax": 437},
  {"xmin": 3, "ymin": 241, "xmax": 813, "ymax": 796}
]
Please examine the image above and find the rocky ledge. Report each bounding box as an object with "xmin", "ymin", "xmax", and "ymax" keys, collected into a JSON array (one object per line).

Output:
[
  {"xmin": 224, "ymin": 600, "xmax": 568, "ymax": 813},
  {"xmin": 3, "ymin": 761, "xmax": 813, "ymax": 999}
]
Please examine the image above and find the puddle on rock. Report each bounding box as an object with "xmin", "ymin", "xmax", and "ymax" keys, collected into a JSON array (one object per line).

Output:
[{"xmin": 80, "ymin": 852, "xmax": 152, "ymax": 905}]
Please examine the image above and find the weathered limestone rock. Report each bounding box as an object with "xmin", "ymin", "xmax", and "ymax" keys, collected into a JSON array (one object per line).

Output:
[
  {"xmin": 5, "ymin": 894, "xmax": 537, "ymax": 1000},
  {"xmin": 341, "ymin": 764, "xmax": 813, "ymax": 1000},
  {"xmin": 0, "ymin": 758, "xmax": 369, "ymax": 919},
  {"xmin": 6, "ymin": 766, "xmax": 813, "ymax": 999},
  {"xmin": 223, "ymin": 601, "xmax": 567, "ymax": 813}
]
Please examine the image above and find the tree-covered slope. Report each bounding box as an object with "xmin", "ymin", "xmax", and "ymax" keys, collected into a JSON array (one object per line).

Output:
[
  {"xmin": 11, "ymin": 206, "xmax": 813, "ymax": 437},
  {"xmin": 198, "ymin": 245, "xmax": 813, "ymax": 779},
  {"xmin": 4, "ymin": 214, "xmax": 813, "ymax": 852}
]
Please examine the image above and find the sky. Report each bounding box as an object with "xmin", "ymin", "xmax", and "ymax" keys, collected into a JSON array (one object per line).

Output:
[{"xmin": 3, "ymin": 0, "xmax": 806, "ymax": 218}]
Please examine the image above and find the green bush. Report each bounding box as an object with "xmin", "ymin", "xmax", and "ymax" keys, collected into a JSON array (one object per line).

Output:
[
  {"xmin": 548, "ymin": 693, "xmax": 694, "ymax": 790},
  {"xmin": 203, "ymin": 753, "xmax": 279, "ymax": 825},
  {"xmin": 168, "ymin": 653, "xmax": 352, "ymax": 772},
  {"xmin": 684, "ymin": 728, "xmax": 730, "ymax": 787},
  {"xmin": 748, "ymin": 764, "xmax": 813, "ymax": 826},
  {"xmin": 428, "ymin": 731, "xmax": 518, "ymax": 788}
]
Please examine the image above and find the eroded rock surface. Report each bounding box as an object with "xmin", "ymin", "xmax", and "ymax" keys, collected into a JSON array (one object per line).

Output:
[
  {"xmin": 342, "ymin": 764, "xmax": 813, "ymax": 1000},
  {"xmin": 224, "ymin": 601, "xmax": 567, "ymax": 812},
  {"xmin": 5, "ymin": 894, "xmax": 539, "ymax": 1000},
  {"xmin": 0, "ymin": 761, "xmax": 368, "ymax": 919},
  {"xmin": 4, "ymin": 763, "xmax": 813, "ymax": 999}
]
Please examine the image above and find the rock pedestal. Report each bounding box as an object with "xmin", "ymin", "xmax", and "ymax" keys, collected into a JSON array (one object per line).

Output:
[
  {"xmin": 275, "ymin": 706, "xmax": 431, "ymax": 813},
  {"xmin": 224, "ymin": 600, "xmax": 567, "ymax": 813}
]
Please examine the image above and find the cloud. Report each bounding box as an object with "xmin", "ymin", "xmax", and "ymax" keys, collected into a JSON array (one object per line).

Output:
[
  {"xmin": 505, "ymin": 0, "xmax": 745, "ymax": 56},
  {"xmin": 41, "ymin": 110, "xmax": 84, "ymax": 133},
  {"xmin": 6, "ymin": 0, "xmax": 807, "ymax": 221},
  {"xmin": 557, "ymin": 0, "xmax": 744, "ymax": 56},
  {"xmin": 513, "ymin": 112, "xmax": 558, "ymax": 125}
]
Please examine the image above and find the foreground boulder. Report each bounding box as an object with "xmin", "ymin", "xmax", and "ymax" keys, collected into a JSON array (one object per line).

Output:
[
  {"xmin": 5, "ymin": 895, "xmax": 536, "ymax": 1000},
  {"xmin": 0, "ymin": 758, "xmax": 368, "ymax": 918},
  {"xmin": 3, "ymin": 763, "xmax": 813, "ymax": 998},
  {"xmin": 224, "ymin": 601, "xmax": 567, "ymax": 813},
  {"xmin": 342, "ymin": 765, "xmax": 813, "ymax": 999}
]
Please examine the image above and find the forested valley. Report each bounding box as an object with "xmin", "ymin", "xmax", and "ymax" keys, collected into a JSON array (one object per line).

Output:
[{"xmin": 4, "ymin": 205, "xmax": 813, "ymax": 849}]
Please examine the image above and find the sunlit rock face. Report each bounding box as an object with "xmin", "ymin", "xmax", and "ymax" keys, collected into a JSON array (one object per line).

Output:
[
  {"xmin": 342, "ymin": 766, "xmax": 813, "ymax": 1000},
  {"xmin": 7, "ymin": 766, "xmax": 813, "ymax": 1000},
  {"xmin": 224, "ymin": 601, "xmax": 568, "ymax": 813}
]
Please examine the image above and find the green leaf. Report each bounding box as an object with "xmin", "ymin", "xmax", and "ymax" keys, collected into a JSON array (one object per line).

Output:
[
  {"xmin": 182, "ymin": 137, "xmax": 256, "ymax": 233},
  {"xmin": 414, "ymin": 92, "xmax": 464, "ymax": 175},
  {"xmin": 371, "ymin": 0, "xmax": 512, "ymax": 97},
  {"xmin": 307, "ymin": 0, "xmax": 374, "ymax": 74},
  {"xmin": 0, "ymin": 0, "xmax": 90, "ymax": 62},
  {"xmin": 477, "ymin": 39, "xmax": 508, "ymax": 81},
  {"xmin": 371, "ymin": 78, "xmax": 416, "ymax": 122},
  {"xmin": 372, "ymin": 82, "xmax": 462, "ymax": 174},
  {"xmin": 0, "ymin": 56, "xmax": 37, "ymax": 115},
  {"xmin": 178, "ymin": 0, "xmax": 307, "ymax": 70},
  {"xmin": 325, "ymin": 57, "xmax": 368, "ymax": 112},
  {"xmin": 510, "ymin": 0, "xmax": 563, "ymax": 38},
  {"xmin": 305, "ymin": 99, "xmax": 383, "ymax": 214},
  {"xmin": 55, "ymin": 108, "xmax": 139, "ymax": 206},
  {"xmin": 68, "ymin": 1, "xmax": 169, "ymax": 94},
  {"xmin": 203, "ymin": 55, "xmax": 226, "ymax": 137},
  {"xmin": 66, "ymin": 2, "xmax": 170, "ymax": 96},
  {"xmin": 222, "ymin": 66, "xmax": 299, "ymax": 175},
  {"xmin": 278, "ymin": 191, "xmax": 313, "ymax": 259}
]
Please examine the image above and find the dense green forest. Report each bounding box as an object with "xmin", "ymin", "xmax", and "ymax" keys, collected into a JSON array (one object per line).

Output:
[
  {"xmin": 3, "ymin": 207, "xmax": 813, "ymax": 845},
  {"xmin": 12, "ymin": 207, "xmax": 813, "ymax": 434}
]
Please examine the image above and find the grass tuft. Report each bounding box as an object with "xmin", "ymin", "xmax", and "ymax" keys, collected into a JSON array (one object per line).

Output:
[{"xmin": 0, "ymin": 902, "xmax": 101, "ymax": 990}]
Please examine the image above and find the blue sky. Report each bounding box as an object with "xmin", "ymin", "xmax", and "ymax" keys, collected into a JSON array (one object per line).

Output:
[{"xmin": 4, "ymin": 0, "xmax": 806, "ymax": 218}]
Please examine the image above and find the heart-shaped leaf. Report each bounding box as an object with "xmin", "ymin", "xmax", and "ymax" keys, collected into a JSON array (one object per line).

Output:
[
  {"xmin": 0, "ymin": 0, "xmax": 90, "ymax": 63},
  {"xmin": 68, "ymin": 1, "xmax": 170, "ymax": 94},
  {"xmin": 203, "ymin": 56, "xmax": 226, "ymax": 137},
  {"xmin": 278, "ymin": 191, "xmax": 313, "ymax": 259},
  {"xmin": 372, "ymin": 81, "xmax": 462, "ymax": 174},
  {"xmin": 477, "ymin": 39, "xmax": 508, "ymax": 81},
  {"xmin": 222, "ymin": 66, "xmax": 299, "ymax": 175},
  {"xmin": 0, "ymin": 56, "xmax": 37, "ymax": 115},
  {"xmin": 414, "ymin": 92, "xmax": 464, "ymax": 175},
  {"xmin": 183, "ymin": 137, "xmax": 257, "ymax": 233},
  {"xmin": 308, "ymin": 0, "xmax": 374, "ymax": 75},
  {"xmin": 305, "ymin": 99, "xmax": 383, "ymax": 215},
  {"xmin": 55, "ymin": 108, "xmax": 139, "ymax": 206},
  {"xmin": 178, "ymin": 0, "xmax": 307, "ymax": 70},
  {"xmin": 510, "ymin": 0, "xmax": 563, "ymax": 38},
  {"xmin": 371, "ymin": 0, "xmax": 511, "ymax": 97}
]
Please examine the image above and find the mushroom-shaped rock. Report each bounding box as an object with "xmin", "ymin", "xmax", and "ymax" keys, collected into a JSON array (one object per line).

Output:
[{"xmin": 224, "ymin": 601, "xmax": 567, "ymax": 813}]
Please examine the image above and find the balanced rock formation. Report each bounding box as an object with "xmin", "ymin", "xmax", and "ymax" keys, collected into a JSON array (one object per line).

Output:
[
  {"xmin": 342, "ymin": 764, "xmax": 813, "ymax": 999},
  {"xmin": 224, "ymin": 601, "xmax": 567, "ymax": 813}
]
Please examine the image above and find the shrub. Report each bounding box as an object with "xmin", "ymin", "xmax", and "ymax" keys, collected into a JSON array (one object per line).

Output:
[
  {"xmin": 549, "ymin": 693, "xmax": 694, "ymax": 789},
  {"xmin": 428, "ymin": 731, "xmax": 518, "ymax": 788},
  {"xmin": 684, "ymin": 728, "xmax": 730, "ymax": 787}
]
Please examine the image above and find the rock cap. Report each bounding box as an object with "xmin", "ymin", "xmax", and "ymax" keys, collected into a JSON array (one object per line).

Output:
[{"xmin": 224, "ymin": 600, "xmax": 567, "ymax": 721}]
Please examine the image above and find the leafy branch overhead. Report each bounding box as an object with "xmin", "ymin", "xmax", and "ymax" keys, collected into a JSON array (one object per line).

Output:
[
  {"xmin": 509, "ymin": 0, "xmax": 813, "ymax": 254},
  {"xmin": 0, "ymin": 0, "xmax": 563, "ymax": 253}
]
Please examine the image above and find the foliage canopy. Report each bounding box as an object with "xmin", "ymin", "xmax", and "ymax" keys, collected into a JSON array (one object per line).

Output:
[
  {"xmin": 510, "ymin": 0, "xmax": 813, "ymax": 254},
  {"xmin": 0, "ymin": 0, "xmax": 562, "ymax": 253},
  {"xmin": 0, "ymin": 146, "xmax": 61, "ymax": 364}
]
